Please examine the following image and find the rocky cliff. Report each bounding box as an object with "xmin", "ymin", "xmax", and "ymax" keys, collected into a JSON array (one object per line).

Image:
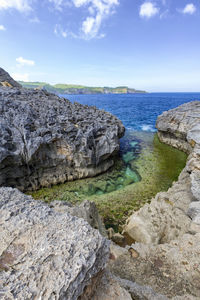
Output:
[
  {"xmin": 0, "ymin": 68, "xmax": 21, "ymax": 88},
  {"xmin": 118, "ymin": 101, "xmax": 200, "ymax": 299},
  {"xmin": 0, "ymin": 83, "xmax": 124, "ymax": 191}
]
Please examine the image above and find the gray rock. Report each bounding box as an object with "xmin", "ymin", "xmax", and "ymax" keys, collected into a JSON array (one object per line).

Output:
[
  {"xmin": 50, "ymin": 199, "xmax": 107, "ymax": 237},
  {"xmin": 0, "ymin": 187, "xmax": 110, "ymax": 300},
  {"xmin": 117, "ymin": 277, "xmax": 168, "ymax": 300},
  {"xmin": 0, "ymin": 67, "xmax": 21, "ymax": 88},
  {"xmin": 80, "ymin": 270, "xmax": 132, "ymax": 300},
  {"xmin": 122, "ymin": 168, "xmax": 192, "ymax": 244},
  {"xmin": 110, "ymin": 234, "xmax": 200, "ymax": 298},
  {"xmin": 119, "ymin": 101, "xmax": 200, "ymax": 299},
  {"xmin": 0, "ymin": 83, "xmax": 124, "ymax": 191},
  {"xmin": 187, "ymin": 201, "xmax": 200, "ymax": 220}
]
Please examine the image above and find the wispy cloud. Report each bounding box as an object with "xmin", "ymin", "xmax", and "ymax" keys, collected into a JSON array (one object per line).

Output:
[
  {"xmin": 74, "ymin": 0, "xmax": 119, "ymax": 39},
  {"xmin": 54, "ymin": 24, "xmax": 67, "ymax": 38},
  {"xmin": 16, "ymin": 57, "xmax": 35, "ymax": 67},
  {"xmin": 181, "ymin": 3, "xmax": 196, "ymax": 15},
  {"xmin": 50, "ymin": 0, "xmax": 119, "ymax": 39},
  {"xmin": 140, "ymin": 2, "xmax": 159, "ymax": 18},
  {"xmin": 11, "ymin": 73, "xmax": 30, "ymax": 81},
  {"xmin": 0, "ymin": 25, "xmax": 6, "ymax": 30},
  {"xmin": 0, "ymin": 0, "xmax": 32, "ymax": 13}
]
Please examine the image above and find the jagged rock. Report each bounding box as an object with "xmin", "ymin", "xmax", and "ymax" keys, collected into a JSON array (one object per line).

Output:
[
  {"xmin": 111, "ymin": 232, "xmax": 125, "ymax": 246},
  {"xmin": 120, "ymin": 101, "xmax": 200, "ymax": 299},
  {"xmin": 0, "ymin": 67, "xmax": 21, "ymax": 88},
  {"xmin": 79, "ymin": 270, "xmax": 132, "ymax": 300},
  {"xmin": 123, "ymin": 168, "xmax": 192, "ymax": 244},
  {"xmin": 0, "ymin": 81, "xmax": 124, "ymax": 191},
  {"xmin": 50, "ymin": 200, "xmax": 107, "ymax": 237},
  {"xmin": 110, "ymin": 234, "xmax": 200, "ymax": 299},
  {"xmin": 0, "ymin": 187, "xmax": 110, "ymax": 300}
]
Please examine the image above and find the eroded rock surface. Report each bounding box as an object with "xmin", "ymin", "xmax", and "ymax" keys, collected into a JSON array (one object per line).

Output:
[
  {"xmin": 121, "ymin": 101, "xmax": 200, "ymax": 299},
  {"xmin": 0, "ymin": 84, "xmax": 124, "ymax": 191},
  {"xmin": 0, "ymin": 67, "xmax": 21, "ymax": 88},
  {"xmin": 50, "ymin": 199, "xmax": 107, "ymax": 237},
  {"xmin": 0, "ymin": 187, "xmax": 110, "ymax": 300}
]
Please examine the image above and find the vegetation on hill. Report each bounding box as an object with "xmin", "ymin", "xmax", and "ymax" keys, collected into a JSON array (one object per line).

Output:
[{"xmin": 19, "ymin": 81, "xmax": 147, "ymax": 94}]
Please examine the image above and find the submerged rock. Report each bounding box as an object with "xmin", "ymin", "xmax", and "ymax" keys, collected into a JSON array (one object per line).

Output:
[
  {"xmin": 0, "ymin": 75, "xmax": 124, "ymax": 191},
  {"xmin": 0, "ymin": 187, "xmax": 110, "ymax": 299}
]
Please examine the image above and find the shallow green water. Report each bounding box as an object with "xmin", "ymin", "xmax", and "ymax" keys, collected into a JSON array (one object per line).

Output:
[{"xmin": 29, "ymin": 131, "xmax": 187, "ymax": 230}]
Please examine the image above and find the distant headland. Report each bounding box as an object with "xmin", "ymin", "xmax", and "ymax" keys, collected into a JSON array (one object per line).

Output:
[{"xmin": 19, "ymin": 81, "xmax": 147, "ymax": 95}]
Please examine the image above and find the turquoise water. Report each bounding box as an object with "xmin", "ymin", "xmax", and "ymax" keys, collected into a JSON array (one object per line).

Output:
[{"xmin": 62, "ymin": 93, "xmax": 200, "ymax": 132}]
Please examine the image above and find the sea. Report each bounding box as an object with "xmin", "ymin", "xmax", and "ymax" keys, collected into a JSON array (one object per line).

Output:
[{"xmin": 62, "ymin": 92, "xmax": 200, "ymax": 132}]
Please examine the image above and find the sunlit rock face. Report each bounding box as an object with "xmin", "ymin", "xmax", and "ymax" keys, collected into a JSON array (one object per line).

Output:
[
  {"xmin": 120, "ymin": 101, "xmax": 200, "ymax": 299},
  {"xmin": 0, "ymin": 85, "xmax": 124, "ymax": 191},
  {"xmin": 0, "ymin": 187, "xmax": 110, "ymax": 300},
  {"xmin": 0, "ymin": 67, "xmax": 21, "ymax": 88}
]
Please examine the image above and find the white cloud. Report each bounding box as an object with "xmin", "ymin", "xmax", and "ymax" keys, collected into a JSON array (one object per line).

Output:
[
  {"xmin": 49, "ymin": 0, "xmax": 119, "ymax": 39},
  {"xmin": 0, "ymin": 25, "xmax": 6, "ymax": 30},
  {"xmin": 182, "ymin": 3, "xmax": 196, "ymax": 15},
  {"xmin": 54, "ymin": 24, "xmax": 67, "ymax": 37},
  {"xmin": 16, "ymin": 57, "xmax": 35, "ymax": 67},
  {"xmin": 0, "ymin": 0, "xmax": 32, "ymax": 12},
  {"xmin": 11, "ymin": 73, "xmax": 30, "ymax": 81},
  {"xmin": 73, "ymin": 0, "xmax": 119, "ymax": 39},
  {"xmin": 140, "ymin": 2, "xmax": 159, "ymax": 18}
]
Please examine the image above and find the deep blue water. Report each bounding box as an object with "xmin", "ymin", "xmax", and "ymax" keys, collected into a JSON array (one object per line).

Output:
[{"xmin": 62, "ymin": 93, "xmax": 200, "ymax": 131}]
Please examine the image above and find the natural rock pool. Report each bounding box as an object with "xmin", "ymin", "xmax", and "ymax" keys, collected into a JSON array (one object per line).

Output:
[{"xmin": 29, "ymin": 130, "xmax": 187, "ymax": 230}]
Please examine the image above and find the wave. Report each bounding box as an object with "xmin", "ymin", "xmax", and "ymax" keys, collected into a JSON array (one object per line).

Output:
[{"xmin": 140, "ymin": 124, "xmax": 156, "ymax": 132}]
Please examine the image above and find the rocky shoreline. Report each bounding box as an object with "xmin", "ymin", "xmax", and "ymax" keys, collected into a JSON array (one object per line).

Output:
[
  {"xmin": 0, "ymin": 68, "xmax": 124, "ymax": 191},
  {"xmin": 1, "ymin": 68, "xmax": 200, "ymax": 299},
  {"xmin": 116, "ymin": 101, "xmax": 200, "ymax": 299}
]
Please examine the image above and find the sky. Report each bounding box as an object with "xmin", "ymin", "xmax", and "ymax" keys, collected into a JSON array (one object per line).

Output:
[{"xmin": 0, "ymin": 0, "xmax": 200, "ymax": 92}]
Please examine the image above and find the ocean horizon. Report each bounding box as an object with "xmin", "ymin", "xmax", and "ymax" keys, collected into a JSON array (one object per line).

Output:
[{"xmin": 62, "ymin": 92, "xmax": 200, "ymax": 132}]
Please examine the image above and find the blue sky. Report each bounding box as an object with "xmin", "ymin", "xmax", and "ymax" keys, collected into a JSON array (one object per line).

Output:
[{"xmin": 0, "ymin": 0, "xmax": 200, "ymax": 92}]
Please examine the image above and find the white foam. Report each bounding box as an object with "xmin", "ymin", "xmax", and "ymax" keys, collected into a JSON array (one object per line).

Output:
[{"xmin": 140, "ymin": 124, "xmax": 156, "ymax": 132}]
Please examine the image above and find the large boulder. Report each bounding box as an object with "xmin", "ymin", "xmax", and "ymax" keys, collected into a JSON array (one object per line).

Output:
[
  {"xmin": 0, "ymin": 85, "xmax": 124, "ymax": 191},
  {"xmin": 0, "ymin": 187, "xmax": 110, "ymax": 299},
  {"xmin": 0, "ymin": 67, "xmax": 21, "ymax": 88}
]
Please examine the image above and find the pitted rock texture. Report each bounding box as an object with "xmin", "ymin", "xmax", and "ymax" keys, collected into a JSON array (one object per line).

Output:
[
  {"xmin": 0, "ymin": 86, "xmax": 124, "ymax": 191},
  {"xmin": 0, "ymin": 67, "xmax": 21, "ymax": 88},
  {"xmin": 156, "ymin": 101, "xmax": 200, "ymax": 153},
  {"xmin": 121, "ymin": 101, "xmax": 200, "ymax": 299},
  {"xmin": 0, "ymin": 187, "xmax": 110, "ymax": 300},
  {"xmin": 50, "ymin": 200, "xmax": 107, "ymax": 237}
]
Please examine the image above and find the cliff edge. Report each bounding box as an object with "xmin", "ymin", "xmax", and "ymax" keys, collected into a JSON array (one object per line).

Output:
[
  {"xmin": 112, "ymin": 101, "xmax": 200, "ymax": 299},
  {"xmin": 0, "ymin": 70, "xmax": 124, "ymax": 191}
]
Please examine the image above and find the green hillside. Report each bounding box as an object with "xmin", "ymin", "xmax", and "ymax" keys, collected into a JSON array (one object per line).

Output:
[{"xmin": 19, "ymin": 81, "xmax": 147, "ymax": 94}]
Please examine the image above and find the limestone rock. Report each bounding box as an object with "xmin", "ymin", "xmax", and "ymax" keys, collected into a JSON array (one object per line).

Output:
[
  {"xmin": 50, "ymin": 200, "xmax": 107, "ymax": 237},
  {"xmin": 123, "ymin": 168, "xmax": 192, "ymax": 244},
  {"xmin": 120, "ymin": 101, "xmax": 200, "ymax": 299},
  {"xmin": 110, "ymin": 233, "xmax": 200, "ymax": 299},
  {"xmin": 0, "ymin": 82, "xmax": 124, "ymax": 191},
  {"xmin": 0, "ymin": 187, "xmax": 110, "ymax": 300},
  {"xmin": 80, "ymin": 270, "xmax": 132, "ymax": 300},
  {"xmin": 0, "ymin": 67, "xmax": 21, "ymax": 88}
]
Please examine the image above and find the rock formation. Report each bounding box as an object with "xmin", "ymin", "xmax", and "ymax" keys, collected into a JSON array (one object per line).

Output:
[
  {"xmin": 0, "ymin": 82, "xmax": 124, "ymax": 191},
  {"xmin": 0, "ymin": 67, "xmax": 21, "ymax": 88},
  {"xmin": 120, "ymin": 101, "xmax": 200, "ymax": 299},
  {"xmin": 0, "ymin": 187, "xmax": 110, "ymax": 299},
  {"xmin": 50, "ymin": 199, "xmax": 107, "ymax": 237}
]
